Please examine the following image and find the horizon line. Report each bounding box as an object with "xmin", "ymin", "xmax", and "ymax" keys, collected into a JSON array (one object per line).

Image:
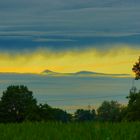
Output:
[{"xmin": 0, "ymin": 70, "xmax": 133, "ymax": 76}]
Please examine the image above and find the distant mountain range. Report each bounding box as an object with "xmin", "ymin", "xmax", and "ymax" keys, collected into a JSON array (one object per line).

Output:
[
  {"xmin": 41, "ymin": 70, "xmax": 131, "ymax": 78},
  {"xmin": 0, "ymin": 70, "xmax": 131, "ymax": 78}
]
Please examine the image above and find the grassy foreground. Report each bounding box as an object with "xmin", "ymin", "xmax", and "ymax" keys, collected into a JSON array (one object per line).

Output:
[{"xmin": 0, "ymin": 122, "xmax": 139, "ymax": 140}]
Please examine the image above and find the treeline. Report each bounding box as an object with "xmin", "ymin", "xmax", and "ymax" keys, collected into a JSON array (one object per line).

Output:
[{"xmin": 0, "ymin": 85, "xmax": 139, "ymax": 123}]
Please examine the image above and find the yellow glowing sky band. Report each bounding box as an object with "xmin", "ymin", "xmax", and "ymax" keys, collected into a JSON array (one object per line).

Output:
[{"xmin": 0, "ymin": 45, "xmax": 139, "ymax": 75}]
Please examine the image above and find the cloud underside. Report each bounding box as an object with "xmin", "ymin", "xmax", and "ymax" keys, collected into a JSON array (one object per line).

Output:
[
  {"xmin": 0, "ymin": 1, "xmax": 140, "ymax": 38},
  {"xmin": 0, "ymin": 45, "xmax": 139, "ymax": 74}
]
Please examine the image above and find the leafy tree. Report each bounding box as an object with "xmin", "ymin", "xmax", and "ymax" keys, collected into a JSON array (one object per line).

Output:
[
  {"xmin": 132, "ymin": 56, "xmax": 140, "ymax": 80},
  {"xmin": 74, "ymin": 109, "xmax": 96, "ymax": 122},
  {"xmin": 97, "ymin": 101, "xmax": 122, "ymax": 122},
  {"xmin": 126, "ymin": 87, "xmax": 140, "ymax": 121},
  {"xmin": 119, "ymin": 106, "xmax": 128, "ymax": 121},
  {"xmin": 52, "ymin": 108, "xmax": 72, "ymax": 122},
  {"xmin": 125, "ymin": 56, "xmax": 140, "ymax": 121},
  {"xmin": 37, "ymin": 104, "xmax": 54, "ymax": 121},
  {"xmin": 0, "ymin": 85, "xmax": 37, "ymax": 122},
  {"xmin": 35, "ymin": 104, "xmax": 72, "ymax": 122}
]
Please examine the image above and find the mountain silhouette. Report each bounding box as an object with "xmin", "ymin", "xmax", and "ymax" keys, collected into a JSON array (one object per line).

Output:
[{"xmin": 41, "ymin": 70, "xmax": 131, "ymax": 77}]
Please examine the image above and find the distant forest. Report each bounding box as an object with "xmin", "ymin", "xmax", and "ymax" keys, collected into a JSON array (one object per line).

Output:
[{"xmin": 0, "ymin": 84, "xmax": 139, "ymax": 123}]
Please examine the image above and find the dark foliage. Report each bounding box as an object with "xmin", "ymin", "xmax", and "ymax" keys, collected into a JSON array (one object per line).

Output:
[
  {"xmin": 132, "ymin": 57, "xmax": 140, "ymax": 80},
  {"xmin": 126, "ymin": 87, "xmax": 140, "ymax": 121},
  {"xmin": 74, "ymin": 109, "xmax": 96, "ymax": 121},
  {"xmin": 0, "ymin": 85, "xmax": 72, "ymax": 123},
  {"xmin": 97, "ymin": 101, "xmax": 122, "ymax": 122},
  {"xmin": 37, "ymin": 104, "xmax": 72, "ymax": 122},
  {"xmin": 0, "ymin": 85, "xmax": 37, "ymax": 123},
  {"xmin": 0, "ymin": 84, "xmax": 140, "ymax": 123}
]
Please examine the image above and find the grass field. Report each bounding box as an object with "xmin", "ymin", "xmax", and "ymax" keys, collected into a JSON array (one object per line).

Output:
[{"xmin": 0, "ymin": 122, "xmax": 139, "ymax": 140}]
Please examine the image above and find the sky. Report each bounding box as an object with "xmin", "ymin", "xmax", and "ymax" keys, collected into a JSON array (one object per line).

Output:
[{"xmin": 0, "ymin": 0, "xmax": 140, "ymax": 74}]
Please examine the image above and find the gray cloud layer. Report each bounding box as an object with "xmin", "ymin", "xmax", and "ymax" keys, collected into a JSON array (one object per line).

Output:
[
  {"xmin": 0, "ymin": 0, "xmax": 140, "ymax": 51},
  {"xmin": 0, "ymin": 1, "xmax": 140, "ymax": 32}
]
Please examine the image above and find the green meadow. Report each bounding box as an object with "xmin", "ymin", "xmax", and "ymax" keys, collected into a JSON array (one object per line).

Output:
[{"xmin": 0, "ymin": 122, "xmax": 139, "ymax": 140}]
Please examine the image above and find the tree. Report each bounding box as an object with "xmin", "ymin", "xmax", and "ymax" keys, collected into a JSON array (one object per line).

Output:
[
  {"xmin": 126, "ymin": 87, "xmax": 140, "ymax": 121},
  {"xmin": 34, "ymin": 104, "xmax": 72, "ymax": 122},
  {"xmin": 132, "ymin": 56, "xmax": 140, "ymax": 80},
  {"xmin": 0, "ymin": 85, "xmax": 38, "ymax": 122},
  {"xmin": 37, "ymin": 104, "xmax": 54, "ymax": 121},
  {"xmin": 126, "ymin": 57, "xmax": 140, "ymax": 121},
  {"xmin": 97, "ymin": 101, "xmax": 122, "ymax": 122},
  {"xmin": 74, "ymin": 109, "xmax": 96, "ymax": 122},
  {"xmin": 52, "ymin": 108, "xmax": 72, "ymax": 122}
]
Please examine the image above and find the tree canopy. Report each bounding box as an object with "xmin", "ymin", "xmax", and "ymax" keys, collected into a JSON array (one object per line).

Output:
[
  {"xmin": 0, "ymin": 85, "xmax": 37, "ymax": 122},
  {"xmin": 126, "ymin": 56, "xmax": 140, "ymax": 121},
  {"xmin": 74, "ymin": 109, "xmax": 96, "ymax": 121},
  {"xmin": 97, "ymin": 101, "xmax": 122, "ymax": 122},
  {"xmin": 0, "ymin": 84, "xmax": 139, "ymax": 123},
  {"xmin": 132, "ymin": 57, "xmax": 140, "ymax": 80},
  {"xmin": 126, "ymin": 87, "xmax": 140, "ymax": 121},
  {"xmin": 0, "ymin": 85, "xmax": 72, "ymax": 123}
]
